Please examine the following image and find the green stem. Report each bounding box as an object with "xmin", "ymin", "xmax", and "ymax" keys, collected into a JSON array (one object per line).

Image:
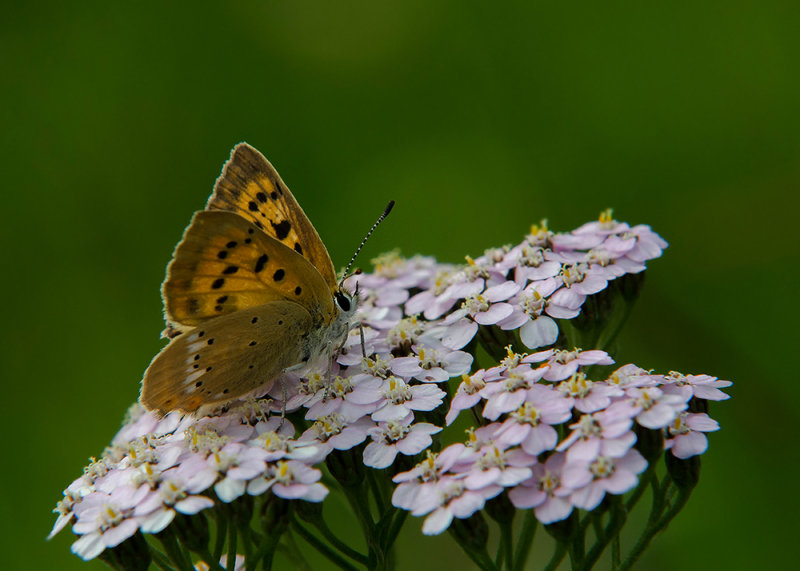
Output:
[
  {"xmin": 226, "ymin": 517, "xmax": 238, "ymax": 571},
  {"xmin": 384, "ymin": 509, "xmax": 408, "ymax": 551},
  {"xmin": 197, "ymin": 549, "xmax": 225, "ymax": 571},
  {"xmin": 624, "ymin": 462, "xmax": 656, "ymax": 513},
  {"xmin": 582, "ymin": 498, "xmax": 627, "ymax": 570},
  {"xmin": 213, "ymin": 510, "xmax": 227, "ymax": 563},
  {"xmin": 618, "ymin": 488, "xmax": 692, "ymax": 571},
  {"xmin": 611, "ymin": 535, "xmax": 621, "ymax": 570},
  {"xmin": 512, "ymin": 510, "xmax": 537, "ymax": 571},
  {"xmin": 149, "ymin": 547, "xmax": 176, "ymax": 571},
  {"xmin": 307, "ymin": 512, "xmax": 368, "ymax": 565},
  {"xmin": 291, "ymin": 519, "xmax": 359, "ymax": 571},
  {"xmin": 460, "ymin": 545, "xmax": 501, "ymax": 571},
  {"xmin": 158, "ymin": 527, "xmax": 195, "ymax": 571},
  {"xmin": 543, "ymin": 542, "xmax": 567, "ymax": 571},
  {"xmin": 498, "ymin": 520, "xmax": 514, "ymax": 571},
  {"xmin": 281, "ymin": 530, "xmax": 313, "ymax": 571},
  {"xmin": 568, "ymin": 514, "xmax": 586, "ymax": 569}
]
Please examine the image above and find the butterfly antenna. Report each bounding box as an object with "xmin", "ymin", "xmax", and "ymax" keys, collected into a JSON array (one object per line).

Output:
[{"xmin": 341, "ymin": 200, "xmax": 395, "ymax": 283}]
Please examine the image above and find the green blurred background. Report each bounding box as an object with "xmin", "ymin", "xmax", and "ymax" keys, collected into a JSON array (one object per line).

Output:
[{"xmin": 3, "ymin": 1, "xmax": 797, "ymax": 569}]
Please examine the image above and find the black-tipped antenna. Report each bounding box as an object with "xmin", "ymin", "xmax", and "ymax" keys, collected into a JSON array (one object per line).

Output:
[{"xmin": 341, "ymin": 200, "xmax": 395, "ymax": 281}]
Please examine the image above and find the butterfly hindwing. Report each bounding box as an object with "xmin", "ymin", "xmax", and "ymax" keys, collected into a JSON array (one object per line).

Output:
[
  {"xmin": 141, "ymin": 302, "xmax": 313, "ymax": 414},
  {"xmin": 207, "ymin": 143, "xmax": 338, "ymax": 290},
  {"xmin": 162, "ymin": 210, "xmax": 335, "ymax": 330}
]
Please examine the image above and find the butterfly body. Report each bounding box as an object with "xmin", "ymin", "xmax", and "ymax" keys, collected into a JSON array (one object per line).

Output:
[{"xmin": 139, "ymin": 144, "xmax": 357, "ymax": 415}]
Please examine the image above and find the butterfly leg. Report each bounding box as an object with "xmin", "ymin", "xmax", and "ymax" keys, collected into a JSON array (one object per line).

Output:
[
  {"xmin": 359, "ymin": 322, "xmax": 367, "ymax": 359},
  {"xmin": 278, "ymin": 377, "xmax": 288, "ymax": 429}
]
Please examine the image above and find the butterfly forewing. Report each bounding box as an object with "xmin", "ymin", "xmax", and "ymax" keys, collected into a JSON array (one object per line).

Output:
[
  {"xmin": 207, "ymin": 143, "xmax": 338, "ymax": 290},
  {"xmin": 162, "ymin": 210, "xmax": 335, "ymax": 329},
  {"xmin": 141, "ymin": 302, "xmax": 313, "ymax": 414}
]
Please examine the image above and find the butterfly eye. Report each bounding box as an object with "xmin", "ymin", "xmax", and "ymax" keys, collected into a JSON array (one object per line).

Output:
[{"xmin": 335, "ymin": 291, "xmax": 351, "ymax": 312}]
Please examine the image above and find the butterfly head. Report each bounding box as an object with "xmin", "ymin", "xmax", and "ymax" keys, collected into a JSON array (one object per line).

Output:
[{"xmin": 334, "ymin": 279, "xmax": 359, "ymax": 320}]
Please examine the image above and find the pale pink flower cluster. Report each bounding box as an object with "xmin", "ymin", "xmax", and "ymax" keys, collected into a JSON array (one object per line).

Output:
[
  {"xmin": 392, "ymin": 352, "xmax": 730, "ymax": 531},
  {"xmin": 51, "ymin": 212, "xmax": 728, "ymax": 560},
  {"xmin": 50, "ymin": 404, "xmax": 332, "ymax": 560}
]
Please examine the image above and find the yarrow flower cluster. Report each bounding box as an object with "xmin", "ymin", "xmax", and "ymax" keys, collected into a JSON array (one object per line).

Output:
[{"xmin": 50, "ymin": 211, "xmax": 731, "ymax": 571}]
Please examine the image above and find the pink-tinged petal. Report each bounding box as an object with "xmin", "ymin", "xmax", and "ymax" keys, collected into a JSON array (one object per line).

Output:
[
  {"xmin": 535, "ymin": 497, "xmax": 573, "ymax": 524},
  {"xmin": 600, "ymin": 432, "xmax": 637, "ymax": 458},
  {"xmin": 637, "ymin": 404, "xmax": 681, "ymax": 429},
  {"xmin": 48, "ymin": 513, "xmax": 74, "ymax": 540},
  {"xmin": 496, "ymin": 423, "xmax": 530, "ymax": 447},
  {"xmin": 246, "ymin": 477, "xmax": 272, "ymax": 496},
  {"xmin": 227, "ymin": 460, "xmax": 266, "ymax": 480},
  {"xmin": 378, "ymin": 288, "xmax": 409, "ymax": 306},
  {"xmin": 372, "ymin": 404, "xmax": 409, "ymax": 422},
  {"xmin": 603, "ymin": 469, "xmax": 639, "ymax": 496},
  {"xmin": 215, "ymin": 478, "xmax": 246, "ymax": 503},
  {"xmin": 498, "ymin": 310, "xmax": 529, "ymax": 330},
  {"xmin": 475, "ymin": 303, "xmax": 513, "ymax": 325},
  {"xmin": 102, "ymin": 518, "xmax": 140, "ymax": 548},
  {"xmin": 570, "ymin": 482, "xmax": 605, "ymax": 510},
  {"xmin": 422, "ymin": 507, "xmax": 454, "ymax": 535},
  {"xmin": 485, "ymin": 281, "xmax": 521, "ymax": 302},
  {"xmin": 364, "ymin": 441, "xmax": 398, "ymax": 469},
  {"xmin": 520, "ymin": 317, "xmax": 559, "ymax": 349},
  {"xmin": 418, "ymin": 368, "xmax": 450, "ymax": 383},
  {"xmin": 483, "ymin": 391, "xmax": 526, "ymax": 420},
  {"xmin": 617, "ymin": 450, "xmax": 648, "ymax": 474},
  {"xmin": 187, "ymin": 468, "xmax": 219, "ymax": 493},
  {"xmin": 71, "ymin": 533, "xmax": 105, "ymax": 560},
  {"xmin": 691, "ymin": 385, "xmax": 730, "ymax": 401},
  {"xmin": 671, "ymin": 432, "xmax": 709, "ymax": 458},
  {"xmin": 445, "ymin": 351, "xmax": 473, "ymax": 375},
  {"xmin": 686, "ymin": 414, "xmax": 720, "ymax": 432},
  {"xmin": 522, "ymin": 425, "xmax": 558, "ymax": 456},
  {"xmin": 302, "ymin": 483, "xmax": 329, "ymax": 502},
  {"xmin": 574, "ymin": 274, "xmax": 607, "ymax": 295},
  {"xmin": 450, "ymin": 491, "xmax": 491, "ymax": 518},
  {"xmin": 561, "ymin": 463, "xmax": 592, "ymax": 489},
  {"xmin": 140, "ymin": 509, "xmax": 175, "ymax": 533},
  {"xmin": 497, "ymin": 467, "xmax": 533, "ymax": 487},
  {"xmin": 577, "ymin": 350, "xmax": 614, "ymax": 365},
  {"xmin": 133, "ymin": 491, "xmax": 163, "ymax": 516},
  {"xmin": 465, "ymin": 467, "xmax": 500, "ymax": 490},
  {"xmin": 442, "ymin": 319, "xmax": 478, "ymax": 349},
  {"xmin": 391, "ymin": 357, "xmax": 424, "ymax": 377},
  {"xmin": 508, "ymin": 484, "xmax": 543, "ymax": 509},
  {"xmin": 330, "ymin": 426, "xmax": 371, "ymax": 449},
  {"xmin": 564, "ymin": 438, "xmax": 601, "ymax": 462},
  {"xmin": 175, "ymin": 496, "xmax": 215, "ymax": 514},
  {"xmin": 425, "ymin": 296, "xmax": 459, "ymax": 320},
  {"xmin": 405, "ymin": 291, "xmax": 435, "ymax": 316}
]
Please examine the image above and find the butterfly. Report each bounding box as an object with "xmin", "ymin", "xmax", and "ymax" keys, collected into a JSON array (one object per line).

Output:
[{"xmin": 139, "ymin": 143, "xmax": 361, "ymax": 415}]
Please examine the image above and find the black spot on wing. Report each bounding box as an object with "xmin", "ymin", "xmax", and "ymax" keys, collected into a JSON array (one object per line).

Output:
[
  {"xmin": 271, "ymin": 220, "xmax": 291, "ymax": 241},
  {"xmin": 217, "ymin": 250, "xmax": 228, "ymax": 259},
  {"xmin": 248, "ymin": 201, "xmax": 258, "ymax": 212},
  {"xmin": 273, "ymin": 269, "xmax": 285, "ymax": 281},
  {"xmin": 255, "ymin": 254, "xmax": 269, "ymax": 273},
  {"xmin": 294, "ymin": 242, "xmax": 303, "ymax": 254},
  {"xmin": 256, "ymin": 192, "xmax": 268, "ymax": 203},
  {"xmin": 223, "ymin": 265, "xmax": 238, "ymax": 275},
  {"xmin": 211, "ymin": 278, "xmax": 225, "ymax": 289},
  {"xmin": 226, "ymin": 241, "xmax": 238, "ymax": 248}
]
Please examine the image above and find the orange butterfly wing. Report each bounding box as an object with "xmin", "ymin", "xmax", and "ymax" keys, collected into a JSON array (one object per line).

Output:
[{"xmin": 206, "ymin": 143, "xmax": 338, "ymax": 290}]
